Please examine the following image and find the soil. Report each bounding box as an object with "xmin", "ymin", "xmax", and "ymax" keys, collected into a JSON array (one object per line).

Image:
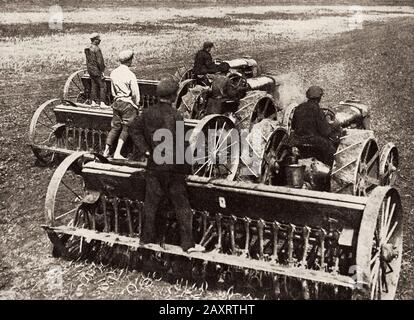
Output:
[{"xmin": 0, "ymin": 8, "xmax": 413, "ymax": 299}]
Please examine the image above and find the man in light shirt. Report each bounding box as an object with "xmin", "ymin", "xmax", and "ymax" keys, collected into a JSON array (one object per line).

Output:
[{"xmin": 103, "ymin": 49, "xmax": 140, "ymax": 159}]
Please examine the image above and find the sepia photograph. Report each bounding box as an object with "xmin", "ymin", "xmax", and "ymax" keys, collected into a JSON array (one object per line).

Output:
[{"xmin": 0, "ymin": 0, "xmax": 413, "ymax": 305}]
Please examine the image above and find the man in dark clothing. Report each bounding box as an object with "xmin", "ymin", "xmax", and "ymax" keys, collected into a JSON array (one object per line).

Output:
[
  {"xmin": 193, "ymin": 41, "xmax": 219, "ymax": 86},
  {"xmin": 85, "ymin": 33, "xmax": 107, "ymax": 107},
  {"xmin": 129, "ymin": 77, "xmax": 204, "ymax": 253},
  {"xmin": 205, "ymin": 62, "xmax": 248, "ymax": 115},
  {"xmin": 289, "ymin": 86, "xmax": 340, "ymax": 166}
]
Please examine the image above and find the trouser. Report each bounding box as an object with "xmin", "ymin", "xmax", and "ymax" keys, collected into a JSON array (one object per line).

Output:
[
  {"xmin": 205, "ymin": 98, "xmax": 225, "ymax": 115},
  {"xmin": 141, "ymin": 171, "xmax": 195, "ymax": 251},
  {"xmin": 90, "ymin": 75, "xmax": 106, "ymax": 104},
  {"xmin": 105, "ymin": 99, "xmax": 137, "ymax": 147},
  {"xmin": 308, "ymin": 136, "xmax": 336, "ymax": 166},
  {"xmin": 288, "ymin": 134, "xmax": 336, "ymax": 166},
  {"xmin": 205, "ymin": 98, "xmax": 238, "ymax": 116}
]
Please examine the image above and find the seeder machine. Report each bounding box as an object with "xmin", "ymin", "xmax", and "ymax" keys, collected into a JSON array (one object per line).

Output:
[
  {"xmin": 42, "ymin": 150, "xmax": 403, "ymax": 300},
  {"xmin": 33, "ymin": 59, "xmax": 403, "ymax": 300}
]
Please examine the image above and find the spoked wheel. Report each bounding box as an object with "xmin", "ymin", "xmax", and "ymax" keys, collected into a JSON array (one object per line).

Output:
[
  {"xmin": 249, "ymin": 97, "xmax": 278, "ymax": 130},
  {"xmin": 63, "ymin": 70, "xmax": 88, "ymax": 102},
  {"xmin": 173, "ymin": 66, "xmax": 194, "ymax": 83},
  {"xmin": 45, "ymin": 151, "xmax": 103, "ymax": 227},
  {"xmin": 380, "ymin": 143, "xmax": 399, "ymax": 186},
  {"xmin": 234, "ymin": 91, "xmax": 276, "ymax": 130},
  {"xmin": 354, "ymin": 139, "xmax": 380, "ymax": 196},
  {"xmin": 29, "ymin": 98, "xmax": 66, "ymax": 166},
  {"xmin": 356, "ymin": 186, "xmax": 403, "ymax": 300},
  {"xmin": 281, "ymin": 103, "xmax": 297, "ymax": 133},
  {"xmin": 189, "ymin": 115, "xmax": 240, "ymax": 180},
  {"xmin": 190, "ymin": 90, "xmax": 211, "ymax": 120},
  {"xmin": 62, "ymin": 203, "xmax": 95, "ymax": 260},
  {"xmin": 175, "ymin": 79, "xmax": 196, "ymax": 113},
  {"xmin": 259, "ymin": 128, "xmax": 288, "ymax": 185},
  {"xmin": 331, "ymin": 131, "xmax": 380, "ymax": 196}
]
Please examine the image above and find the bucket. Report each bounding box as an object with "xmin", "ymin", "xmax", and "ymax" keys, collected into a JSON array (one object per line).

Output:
[{"xmin": 285, "ymin": 164, "xmax": 306, "ymax": 188}]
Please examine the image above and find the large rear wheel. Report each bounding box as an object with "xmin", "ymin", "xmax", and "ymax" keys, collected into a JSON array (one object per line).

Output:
[
  {"xmin": 29, "ymin": 99, "xmax": 65, "ymax": 165},
  {"xmin": 189, "ymin": 115, "xmax": 240, "ymax": 180},
  {"xmin": 355, "ymin": 186, "xmax": 403, "ymax": 300},
  {"xmin": 63, "ymin": 70, "xmax": 89, "ymax": 103}
]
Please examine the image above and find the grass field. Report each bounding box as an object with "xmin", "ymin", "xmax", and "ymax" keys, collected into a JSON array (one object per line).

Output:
[
  {"xmin": 1, "ymin": 5, "xmax": 413, "ymax": 75},
  {"xmin": 0, "ymin": 4, "xmax": 414, "ymax": 299}
]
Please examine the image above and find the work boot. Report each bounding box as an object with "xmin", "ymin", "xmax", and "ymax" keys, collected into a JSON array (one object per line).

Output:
[
  {"xmin": 186, "ymin": 244, "xmax": 205, "ymax": 254},
  {"xmin": 113, "ymin": 154, "xmax": 126, "ymax": 160},
  {"xmin": 100, "ymin": 102, "xmax": 111, "ymax": 108}
]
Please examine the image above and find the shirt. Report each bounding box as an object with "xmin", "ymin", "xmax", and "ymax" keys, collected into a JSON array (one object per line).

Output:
[
  {"xmin": 129, "ymin": 100, "xmax": 191, "ymax": 174},
  {"xmin": 291, "ymin": 100, "xmax": 332, "ymax": 138},
  {"xmin": 193, "ymin": 49, "xmax": 218, "ymax": 76},
  {"xmin": 210, "ymin": 74, "xmax": 246, "ymax": 100},
  {"xmin": 85, "ymin": 44, "xmax": 105, "ymax": 77},
  {"xmin": 110, "ymin": 64, "xmax": 140, "ymax": 107}
]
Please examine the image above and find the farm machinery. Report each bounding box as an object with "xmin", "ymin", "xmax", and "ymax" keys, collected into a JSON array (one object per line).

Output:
[
  {"xmin": 176, "ymin": 75, "xmax": 398, "ymax": 195},
  {"xmin": 35, "ymin": 59, "xmax": 403, "ymax": 299},
  {"xmin": 29, "ymin": 57, "xmax": 278, "ymax": 181},
  {"xmin": 173, "ymin": 56, "xmax": 259, "ymax": 83},
  {"xmin": 39, "ymin": 97, "xmax": 402, "ymax": 300},
  {"xmin": 29, "ymin": 96, "xmax": 239, "ymax": 180},
  {"xmin": 42, "ymin": 149, "xmax": 402, "ymax": 300},
  {"xmin": 240, "ymin": 100, "xmax": 399, "ymax": 196},
  {"xmin": 30, "ymin": 79, "xmax": 158, "ymax": 165},
  {"xmin": 63, "ymin": 57, "xmax": 258, "ymax": 105}
]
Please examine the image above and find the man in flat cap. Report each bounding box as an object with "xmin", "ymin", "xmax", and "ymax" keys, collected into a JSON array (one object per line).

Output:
[
  {"xmin": 193, "ymin": 41, "xmax": 220, "ymax": 86},
  {"xmin": 289, "ymin": 86, "xmax": 341, "ymax": 166},
  {"xmin": 129, "ymin": 77, "xmax": 204, "ymax": 254},
  {"xmin": 85, "ymin": 33, "xmax": 107, "ymax": 107},
  {"xmin": 103, "ymin": 49, "xmax": 140, "ymax": 159},
  {"xmin": 205, "ymin": 62, "xmax": 248, "ymax": 115}
]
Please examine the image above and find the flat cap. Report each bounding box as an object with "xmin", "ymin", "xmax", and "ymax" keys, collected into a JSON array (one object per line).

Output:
[
  {"xmin": 90, "ymin": 33, "xmax": 100, "ymax": 40},
  {"xmin": 156, "ymin": 77, "xmax": 179, "ymax": 98},
  {"xmin": 306, "ymin": 86, "xmax": 324, "ymax": 99},
  {"xmin": 203, "ymin": 41, "xmax": 214, "ymax": 49},
  {"xmin": 118, "ymin": 49, "xmax": 134, "ymax": 63}
]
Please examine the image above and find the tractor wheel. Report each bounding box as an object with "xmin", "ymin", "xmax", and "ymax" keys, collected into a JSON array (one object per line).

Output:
[
  {"xmin": 259, "ymin": 128, "xmax": 289, "ymax": 185},
  {"xmin": 175, "ymin": 79, "xmax": 196, "ymax": 112},
  {"xmin": 331, "ymin": 130, "xmax": 380, "ymax": 196},
  {"xmin": 234, "ymin": 91, "xmax": 277, "ymax": 130},
  {"xmin": 355, "ymin": 186, "xmax": 403, "ymax": 300},
  {"xmin": 379, "ymin": 142, "xmax": 399, "ymax": 186},
  {"xmin": 281, "ymin": 103, "xmax": 297, "ymax": 133},
  {"xmin": 173, "ymin": 66, "xmax": 194, "ymax": 83},
  {"xmin": 189, "ymin": 115, "xmax": 239, "ymax": 180}
]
